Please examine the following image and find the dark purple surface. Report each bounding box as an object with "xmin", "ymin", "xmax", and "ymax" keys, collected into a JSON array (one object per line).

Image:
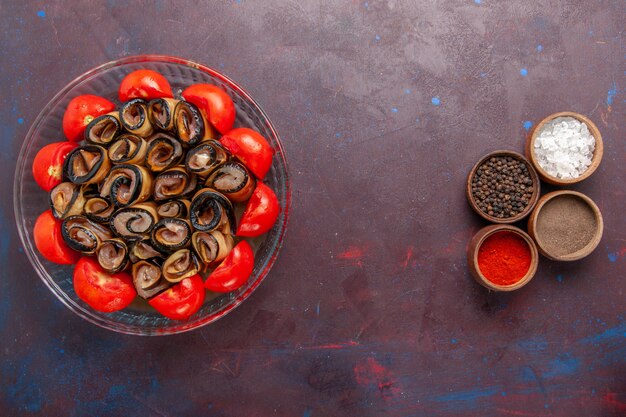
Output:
[{"xmin": 1, "ymin": 1, "xmax": 624, "ymax": 416}]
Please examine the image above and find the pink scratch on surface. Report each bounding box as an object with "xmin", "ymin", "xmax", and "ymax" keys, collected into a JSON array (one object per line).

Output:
[
  {"xmin": 603, "ymin": 392, "xmax": 626, "ymax": 411},
  {"xmin": 337, "ymin": 245, "xmax": 370, "ymax": 267},
  {"xmin": 354, "ymin": 357, "xmax": 400, "ymax": 398},
  {"xmin": 401, "ymin": 246, "xmax": 415, "ymax": 271},
  {"xmin": 304, "ymin": 341, "xmax": 360, "ymax": 350}
]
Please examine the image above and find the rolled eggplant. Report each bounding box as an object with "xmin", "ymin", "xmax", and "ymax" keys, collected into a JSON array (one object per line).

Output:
[
  {"xmin": 151, "ymin": 218, "xmax": 192, "ymax": 253},
  {"xmin": 147, "ymin": 98, "xmax": 180, "ymax": 131},
  {"xmin": 132, "ymin": 259, "xmax": 171, "ymax": 299},
  {"xmin": 96, "ymin": 238, "xmax": 129, "ymax": 274},
  {"xmin": 129, "ymin": 236, "xmax": 163, "ymax": 263},
  {"xmin": 85, "ymin": 112, "xmax": 121, "ymax": 146},
  {"xmin": 109, "ymin": 202, "xmax": 159, "ymax": 240},
  {"xmin": 61, "ymin": 215, "xmax": 114, "ymax": 255},
  {"xmin": 174, "ymin": 100, "xmax": 214, "ymax": 146},
  {"xmin": 189, "ymin": 188, "xmax": 236, "ymax": 233},
  {"xmin": 185, "ymin": 140, "xmax": 229, "ymax": 177},
  {"xmin": 49, "ymin": 182, "xmax": 86, "ymax": 219},
  {"xmin": 204, "ymin": 161, "xmax": 255, "ymax": 202},
  {"xmin": 157, "ymin": 199, "xmax": 190, "ymax": 219},
  {"xmin": 144, "ymin": 133, "xmax": 183, "ymax": 172},
  {"xmin": 162, "ymin": 249, "xmax": 200, "ymax": 283},
  {"xmin": 63, "ymin": 145, "xmax": 111, "ymax": 185},
  {"xmin": 153, "ymin": 166, "xmax": 197, "ymax": 201},
  {"xmin": 84, "ymin": 197, "xmax": 115, "ymax": 223},
  {"xmin": 99, "ymin": 164, "xmax": 153, "ymax": 207},
  {"xmin": 119, "ymin": 98, "xmax": 153, "ymax": 137},
  {"xmin": 191, "ymin": 230, "xmax": 234, "ymax": 265},
  {"xmin": 108, "ymin": 134, "xmax": 148, "ymax": 165}
]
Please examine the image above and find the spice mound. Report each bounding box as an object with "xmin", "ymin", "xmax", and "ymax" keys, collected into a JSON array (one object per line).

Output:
[
  {"xmin": 478, "ymin": 231, "xmax": 531, "ymax": 286},
  {"xmin": 535, "ymin": 194, "xmax": 597, "ymax": 257},
  {"xmin": 471, "ymin": 155, "xmax": 534, "ymax": 219},
  {"xmin": 533, "ymin": 117, "xmax": 595, "ymax": 179}
]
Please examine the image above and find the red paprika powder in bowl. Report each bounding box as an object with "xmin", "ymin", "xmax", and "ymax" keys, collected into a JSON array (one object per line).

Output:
[{"xmin": 467, "ymin": 225, "xmax": 539, "ymax": 291}]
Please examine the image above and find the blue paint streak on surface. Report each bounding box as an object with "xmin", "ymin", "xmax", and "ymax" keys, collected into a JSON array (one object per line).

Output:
[
  {"xmin": 606, "ymin": 81, "xmax": 617, "ymax": 105},
  {"xmin": 556, "ymin": 274, "xmax": 563, "ymax": 282},
  {"xmin": 537, "ymin": 45, "xmax": 543, "ymax": 52},
  {"xmin": 303, "ymin": 409, "xmax": 313, "ymax": 417},
  {"xmin": 480, "ymin": 72, "xmax": 487, "ymax": 77},
  {"xmin": 474, "ymin": 0, "xmax": 481, "ymax": 4},
  {"xmin": 17, "ymin": 117, "xmax": 24, "ymax": 124},
  {"xmin": 518, "ymin": 337, "xmax": 548, "ymax": 352},
  {"xmin": 335, "ymin": 132, "xmax": 342, "ymax": 138},
  {"xmin": 580, "ymin": 323, "xmax": 626, "ymax": 344},
  {"xmin": 451, "ymin": 338, "xmax": 457, "ymax": 344},
  {"xmin": 431, "ymin": 97, "xmax": 441, "ymax": 106},
  {"xmin": 364, "ymin": 1, "xmax": 369, "ymax": 10},
  {"xmin": 3, "ymin": 357, "xmax": 44, "ymax": 412},
  {"xmin": 415, "ymin": 117, "xmax": 420, "ymax": 124},
  {"xmin": 375, "ymin": 35, "xmax": 381, "ymax": 41},
  {"xmin": 37, "ymin": 10, "xmax": 46, "ymax": 18},
  {"xmin": 435, "ymin": 386, "xmax": 500, "ymax": 406},
  {"xmin": 391, "ymin": 107, "xmax": 398, "ymax": 113},
  {"xmin": 520, "ymin": 68, "xmax": 528, "ymax": 76},
  {"xmin": 404, "ymin": 88, "xmax": 412, "ymax": 94},
  {"xmin": 542, "ymin": 353, "xmax": 580, "ymax": 378},
  {"xmin": 608, "ymin": 252, "xmax": 618, "ymax": 262},
  {"xmin": 523, "ymin": 120, "xmax": 533, "ymax": 131}
]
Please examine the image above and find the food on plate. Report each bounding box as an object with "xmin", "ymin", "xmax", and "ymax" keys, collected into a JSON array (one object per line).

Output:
[{"xmin": 31, "ymin": 69, "xmax": 280, "ymax": 320}]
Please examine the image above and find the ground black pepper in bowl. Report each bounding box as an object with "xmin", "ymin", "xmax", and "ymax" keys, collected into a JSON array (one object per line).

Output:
[{"xmin": 466, "ymin": 151, "xmax": 540, "ymax": 224}]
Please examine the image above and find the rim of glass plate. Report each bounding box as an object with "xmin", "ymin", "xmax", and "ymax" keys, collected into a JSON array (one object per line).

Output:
[{"xmin": 13, "ymin": 54, "xmax": 291, "ymax": 336}]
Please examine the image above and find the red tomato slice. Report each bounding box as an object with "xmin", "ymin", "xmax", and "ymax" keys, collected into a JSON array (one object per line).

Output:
[
  {"xmin": 34, "ymin": 210, "xmax": 80, "ymax": 265},
  {"xmin": 220, "ymin": 128, "xmax": 273, "ymax": 180},
  {"xmin": 119, "ymin": 69, "xmax": 173, "ymax": 102},
  {"xmin": 32, "ymin": 141, "xmax": 78, "ymax": 192},
  {"xmin": 182, "ymin": 84, "xmax": 236, "ymax": 134},
  {"xmin": 237, "ymin": 182, "xmax": 280, "ymax": 237},
  {"xmin": 73, "ymin": 257, "xmax": 136, "ymax": 312},
  {"xmin": 62, "ymin": 95, "xmax": 116, "ymax": 142},
  {"xmin": 148, "ymin": 275, "xmax": 205, "ymax": 321},
  {"xmin": 204, "ymin": 241, "xmax": 254, "ymax": 293}
]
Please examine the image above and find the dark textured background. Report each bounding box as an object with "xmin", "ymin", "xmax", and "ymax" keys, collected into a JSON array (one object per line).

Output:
[{"xmin": 1, "ymin": 1, "xmax": 624, "ymax": 416}]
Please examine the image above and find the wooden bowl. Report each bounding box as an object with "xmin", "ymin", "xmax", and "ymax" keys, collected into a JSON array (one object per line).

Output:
[
  {"xmin": 527, "ymin": 190, "xmax": 603, "ymax": 261},
  {"xmin": 467, "ymin": 224, "xmax": 539, "ymax": 291},
  {"xmin": 525, "ymin": 111, "xmax": 603, "ymax": 185},
  {"xmin": 466, "ymin": 150, "xmax": 541, "ymax": 224}
]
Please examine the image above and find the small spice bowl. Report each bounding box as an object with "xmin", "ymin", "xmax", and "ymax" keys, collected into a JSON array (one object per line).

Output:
[
  {"xmin": 466, "ymin": 150, "xmax": 541, "ymax": 224},
  {"xmin": 528, "ymin": 190, "xmax": 603, "ymax": 261},
  {"xmin": 526, "ymin": 111, "xmax": 604, "ymax": 185},
  {"xmin": 467, "ymin": 224, "xmax": 539, "ymax": 291}
]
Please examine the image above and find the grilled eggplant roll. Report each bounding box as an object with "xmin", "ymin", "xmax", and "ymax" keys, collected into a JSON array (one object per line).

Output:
[
  {"xmin": 144, "ymin": 133, "xmax": 184, "ymax": 172},
  {"xmin": 153, "ymin": 166, "xmax": 197, "ymax": 201},
  {"xmin": 119, "ymin": 99, "xmax": 153, "ymax": 137},
  {"xmin": 108, "ymin": 134, "xmax": 148, "ymax": 165},
  {"xmin": 162, "ymin": 249, "xmax": 200, "ymax": 283},
  {"xmin": 49, "ymin": 182, "xmax": 86, "ymax": 219},
  {"xmin": 132, "ymin": 259, "xmax": 171, "ymax": 299},
  {"xmin": 189, "ymin": 188, "xmax": 236, "ymax": 233},
  {"xmin": 191, "ymin": 230, "xmax": 234, "ymax": 265},
  {"xmin": 96, "ymin": 238, "xmax": 129, "ymax": 274},
  {"xmin": 109, "ymin": 202, "xmax": 159, "ymax": 240},
  {"xmin": 63, "ymin": 145, "xmax": 111, "ymax": 185},
  {"xmin": 174, "ymin": 100, "xmax": 214, "ymax": 146},
  {"xmin": 148, "ymin": 98, "xmax": 179, "ymax": 131},
  {"xmin": 157, "ymin": 199, "xmax": 190, "ymax": 219},
  {"xmin": 129, "ymin": 236, "xmax": 163, "ymax": 263},
  {"xmin": 185, "ymin": 140, "xmax": 229, "ymax": 177},
  {"xmin": 99, "ymin": 164, "xmax": 153, "ymax": 207},
  {"xmin": 84, "ymin": 112, "xmax": 121, "ymax": 146},
  {"xmin": 204, "ymin": 162, "xmax": 255, "ymax": 202},
  {"xmin": 61, "ymin": 215, "xmax": 114, "ymax": 255},
  {"xmin": 151, "ymin": 218, "xmax": 192, "ymax": 253},
  {"xmin": 84, "ymin": 197, "xmax": 115, "ymax": 223}
]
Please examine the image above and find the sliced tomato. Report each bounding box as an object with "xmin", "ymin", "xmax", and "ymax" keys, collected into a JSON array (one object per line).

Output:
[
  {"xmin": 119, "ymin": 69, "xmax": 173, "ymax": 102},
  {"xmin": 62, "ymin": 95, "xmax": 116, "ymax": 142},
  {"xmin": 237, "ymin": 182, "xmax": 280, "ymax": 237},
  {"xmin": 181, "ymin": 84, "xmax": 236, "ymax": 134},
  {"xmin": 148, "ymin": 275, "xmax": 205, "ymax": 321},
  {"xmin": 34, "ymin": 210, "xmax": 80, "ymax": 265},
  {"xmin": 73, "ymin": 257, "xmax": 136, "ymax": 313},
  {"xmin": 204, "ymin": 241, "xmax": 254, "ymax": 293},
  {"xmin": 32, "ymin": 141, "xmax": 78, "ymax": 192},
  {"xmin": 220, "ymin": 128, "xmax": 273, "ymax": 180}
]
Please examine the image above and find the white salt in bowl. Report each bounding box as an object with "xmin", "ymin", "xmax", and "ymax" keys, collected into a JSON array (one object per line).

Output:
[{"xmin": 525, "ymin": 112, "xmax": 603, "ymax": 185}]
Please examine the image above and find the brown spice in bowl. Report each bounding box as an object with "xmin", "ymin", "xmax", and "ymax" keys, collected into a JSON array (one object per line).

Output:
[{"xmin": 535, "ymin": 194, "xmax": 597, "ymax": 257}]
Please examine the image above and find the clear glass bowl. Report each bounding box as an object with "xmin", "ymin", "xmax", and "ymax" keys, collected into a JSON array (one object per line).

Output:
[{"xmin": 14, "ymin": 55, "xmax": 291, "ymax": 335}]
